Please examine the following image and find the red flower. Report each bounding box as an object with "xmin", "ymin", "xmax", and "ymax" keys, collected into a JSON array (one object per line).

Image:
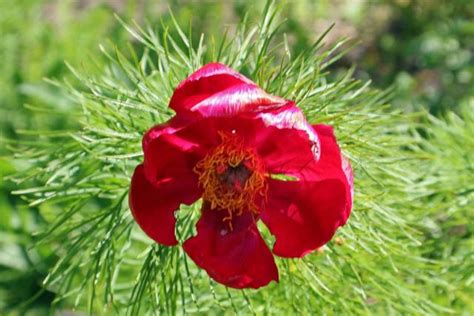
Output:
[{"xmin": 129, "ymin": 63, "xmax": 353, "ymax": 289}]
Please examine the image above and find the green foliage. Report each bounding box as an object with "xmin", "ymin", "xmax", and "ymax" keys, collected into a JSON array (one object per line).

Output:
[
  {"xmin": 0, "ymin": 1, "xmax": 156, "ymax": 314},
  {"xmin": 409, "ymin": 101, "xmax": 474, "ymax": 310},
  {"xmin": 6, "ymin": 1, "xmax": 473, "ymax": 315},
  {"xmin": 0, "ymin": 159, "xmax": 55, "ymax": 315},
  {"xmin": 0, "ymin": 0, "xmax": 120, "ymax": 139}
]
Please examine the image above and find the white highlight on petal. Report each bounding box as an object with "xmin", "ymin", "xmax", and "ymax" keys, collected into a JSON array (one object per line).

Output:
[{"xmin": 191, "ymin": 84, "xmax": 286, "ymax": 116}]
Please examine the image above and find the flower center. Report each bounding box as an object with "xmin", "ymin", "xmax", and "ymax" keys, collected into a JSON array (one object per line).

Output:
[{"xmin": 194, "ymin": 132, "xmax": 267, "ymax": 225}]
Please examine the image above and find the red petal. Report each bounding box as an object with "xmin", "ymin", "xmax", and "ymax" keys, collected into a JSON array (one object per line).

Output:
[
  {"xmin": 251, "ymin": 130, "xmax": 318, "ymax": 181},
  {"xmin": 183, "ymin": 206, "xmax": 278, "ymax": 289},
  {"xmin": 129, "ymin": 164, "xmax": 201, "ymax": 246},
  {"xmin": 217, "ymin": 105, "xmax": 319, "ymax": 180},
  {"xmin": 169, "ymin": 63, "xmax": 288, "ymax": 116},
  {"xmin": 142, "ymin": 116, "xmax": 204, "ymax": 185},
  {"xmin": 342, "ymin": 155, "xmax": 354, "ymax": 214},
  {"xmin": 142, "ymin": 115, "xmax": 191, "ymax": 152},
  {"xmin": 257, "ymin": 105, "xmax": 320, "ymax": 160},
  {"xmin": 191, "ymin": 83, "xmax": 287, "ymax": 116},
  {"xmin": 170, "ymin": 63, "xmax": 254, "ymax": 113},
  {"xmin": 312, "ymin": 124, "xmax": 354, "ymax": 219},
  {"xmin": 261, "ymin": 178, "xmax": 348, "ymax": 258}
]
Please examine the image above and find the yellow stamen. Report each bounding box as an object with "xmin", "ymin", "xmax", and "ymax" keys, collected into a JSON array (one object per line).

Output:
[{"xmin": 194, "ymin": 132, "xmax": 267, "ymax": 227}]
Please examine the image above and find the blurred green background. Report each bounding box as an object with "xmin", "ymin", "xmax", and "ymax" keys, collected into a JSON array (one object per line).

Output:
[{"xmin": 0, "ymin": 0, "xmax": 472, "ymax": 314}]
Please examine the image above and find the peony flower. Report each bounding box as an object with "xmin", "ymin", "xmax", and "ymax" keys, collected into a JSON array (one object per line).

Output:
[{"xmin": 129, "ymin": 63, "xmax": 353, "ymax": 289}]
